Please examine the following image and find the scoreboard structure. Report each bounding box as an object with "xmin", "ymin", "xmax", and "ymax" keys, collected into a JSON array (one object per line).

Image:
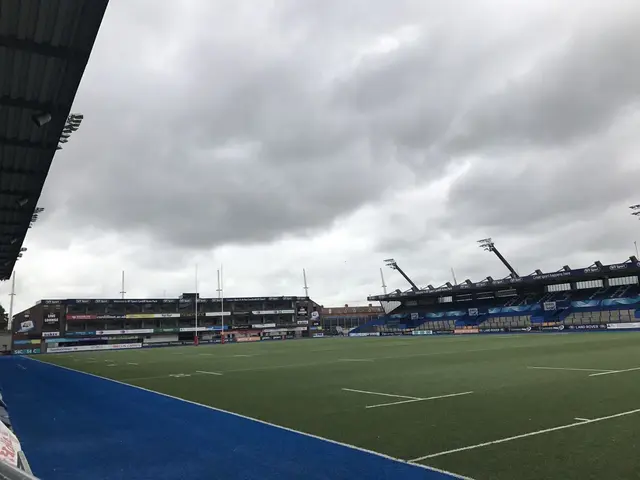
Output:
[{"xmin": 11, "ymin": 294, "xmax": 321, "ymax": 354}]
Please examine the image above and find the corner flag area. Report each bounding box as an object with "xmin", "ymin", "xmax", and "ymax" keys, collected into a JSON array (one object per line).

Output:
[{"xmin": 2, "ymin": 334, "xmax": 640, "ymax": 479}]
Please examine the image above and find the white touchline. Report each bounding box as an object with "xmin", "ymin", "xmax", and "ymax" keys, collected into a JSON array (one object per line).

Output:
[
  {"xmin": 24, "ymin": 357, "xmax": 473, "ymax": 480},
  {"xmin": 527, "ymin": 366, "xmax": 614, "ymax": 373},
  {"xmin": 342, "ymin": 388, "xmax": 421, "ymax": 400},
  {"xmin": 17, "ymin": 364, "xmax": 26, "ymax": 370},
  {"xmin": 590, "ymin": 366, "xmax": 640, "ymax": 377},
  {"xmin": 338, "ymin": 359, "xmax": 374, "ymax": 362},
  {"xmin": 575, "ymin": 418, "xmax": 590, "ymax": 422},
  {"xmin": 127, "ymin": 363, "xmax": 139, "ymax": 366},
  {"xmin": 366, "ymin": 392, "xmax": 474, "ymax": 410},
  {"xmin": 196, "ymin": 370, "xmax": 223, "ymax": 376},
  {"xmin": 410, "ymin": 407, "xmax": 640, "ymax": 462}
]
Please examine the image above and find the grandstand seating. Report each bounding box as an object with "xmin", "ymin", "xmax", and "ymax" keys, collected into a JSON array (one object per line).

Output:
[
  {"xmin": 352, "ymin": 284, "xmax": 640, "ymax": 335},
  {"xmin": 479, "ymin": 315, "xmax": 531, "ymax": 331},
  {"xmin": 563, "ymin": 309, "xmax": 637, "ymax": 326}
]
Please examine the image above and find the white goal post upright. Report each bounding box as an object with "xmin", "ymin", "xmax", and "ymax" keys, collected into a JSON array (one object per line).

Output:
[
  {"xmin": 194, "ymin": 264, "xmax": 199, "ymax": 346},
  {"xmin": 219, "ymin": 265, "xmax": 224, "ymax": 343}
]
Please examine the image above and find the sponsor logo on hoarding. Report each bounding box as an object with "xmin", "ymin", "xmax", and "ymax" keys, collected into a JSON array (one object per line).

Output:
[
  {"xmin": 607, "ymin": 322, "xmax": 640, "ymax": 330},
  {"xmin": 251, "ymin": 323, "xmax": 276, "ymax": 329},
  {"xmin": 312, "ymin": 333, "xmax": 324, "ymax": 338},
  {"xmin": 0, "ymin": 420, "xmax": 21, "ymax": 467},
  {"xmin": 67, "ymin": 315, "xmax": 97, "ymax": 321},
  {"xmin": 12, "ymin": 349, "xmax": 41, "ymax": 355},
  {"xmin": 297, "ymin": 306, "xmax": 308, "ymax": 317},
  {"xmin": 348, "ymin": 332, "xmax": 381, "ymax": 337},
  {"xmin": 44, "ymin": 313, "xmax": 59, "ymax": 324},
  {"xmin": 251, "ymin": 310, "xmax": 295, "ymax": 315},
  {"xmin": 13, "ymin": 339, "xmax": 41, "ymax": 345},
  {"xmin": 17, "ymin": 320, "xmax": 34, "ymax": 333},
  {"xmin": 204, "ymin": 311, "xmax": 231, "ymax": 317},
  {"xmin": 568, "ymin": 324, "xmax": 606, "ymax": 330},
  {"xmin": 296, "ymin": 320, "xmax": 309, "ymax": 325},
  {"xmin": 412, "ymin": 330, "xmax": 433, "ymax": 335},
  {"xmin": 468, "ymin": 308, "xmax": 479, "ymax": 316},
  {"xmin": 543, "ymin": 301, "xmax": 557, "ymax": 311},
  {"xmin": 96, "ymin": 314, "xmax": 126, "ymax": 320},
  {"xmin": 236, "ymin": 336, "xmax": 261, "ymax": 343},
  {"xmin": 41, "ymin": 331, "xmax": 61, "ymax": 338},
  {"xmin": 47, "ymin": 343, "xmax": 142, "ymax": 353},
  {"xmin": 540, "ymin": 325, "xmax": 565, "ymax": 331},
  {"xmin": 410, "ymin": 312, "xmax": 419, "ymax": 320},
  {"xmin": 455, "ymin": 328, "xmax": 479, "ymax": 334},
  {"xmin": 95, "ymin": 329, "xmax": 154, "ymax": 335}
]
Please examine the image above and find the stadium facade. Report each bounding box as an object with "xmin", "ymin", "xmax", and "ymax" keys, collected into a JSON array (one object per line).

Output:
[
  {"xmin": 11, "ymin": 295, "xmax": 322, "ymax": 354},
  {"xmin": 361, "ymin": 256, "xmax": 640, "ymax": 336}
]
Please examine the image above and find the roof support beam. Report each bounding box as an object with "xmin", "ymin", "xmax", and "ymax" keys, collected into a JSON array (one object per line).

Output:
[
  {"xmin": 0, "ymin": 166, "xmax": 41, "ymax": 175},
  {"xmin": 0, "ymin": 135, "xmax": 57, "ymax": 150},
  {"xmin": 0, "ymin": 35, "xmax": 89, "ymax": 62},
  {"xmin": 0, "ymin": 190, "xmax": 33, "ymax": 198},
  {"xmin": 0, "ymin": 95, "xmax": 60, "ymax": 113}
]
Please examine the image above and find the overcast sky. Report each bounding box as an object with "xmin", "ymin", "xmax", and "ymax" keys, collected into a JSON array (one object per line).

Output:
[{"xmin": 4, "ymin": 0, "xmax": 640, "ymax": 313}]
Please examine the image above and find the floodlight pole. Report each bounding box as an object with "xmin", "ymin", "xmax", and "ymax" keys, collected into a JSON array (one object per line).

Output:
[
  {"xmin": 477, "ymin": 238, "xmax": 519, "ymax": 278},
  {"xmin": 194, "ymin": 264, "xmax": 199, "ymax": 346},
  {"xmin": 219, "ymin": 265, "xmax": 225, "ymax": 344},
  {"xmin": 302, "ymin": 268, "xmax": 309, "ymax": 297},
  {"xmin": 384, "ymin": 258, "xmax": 419, "ymax": 291},
  {"xmin": 7, "ymin": 272, "xmax": 15, "ymax": 331},
  {"xmin": 379, "ymin": 268, "xmax": 387, "ymax": 295},
  {"xmin": 120, "ymin": 270, "xmax": 125, "ymax": 299}
]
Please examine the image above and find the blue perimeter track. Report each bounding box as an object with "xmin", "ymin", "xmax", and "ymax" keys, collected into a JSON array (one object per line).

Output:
[{"xmin": 0, "ymin": 356, "xmax": 464, "ymax": 480}]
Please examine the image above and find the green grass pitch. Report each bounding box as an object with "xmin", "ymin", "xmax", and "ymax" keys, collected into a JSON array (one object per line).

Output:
[{"xmin": 37, "ymin": 333, "xmax": 640, "ymax": 479}]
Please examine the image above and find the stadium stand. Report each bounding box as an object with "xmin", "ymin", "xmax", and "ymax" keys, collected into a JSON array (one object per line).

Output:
[
  {"xmin": 363, "ymin": 256, "xmax": 640, "ymax": 336},
  {"xmin": 1, "ymin": 0, "xmax": 109, "ymax": 477}
]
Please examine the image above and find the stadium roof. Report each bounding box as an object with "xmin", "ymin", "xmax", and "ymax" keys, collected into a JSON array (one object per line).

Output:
[
  {"xmin": 368, "ymin": 256, "xmax": 640, "ymax": 302},
  {"xmin": 0, "ymin": 0, "xmax": 109, "ymax": 280}
]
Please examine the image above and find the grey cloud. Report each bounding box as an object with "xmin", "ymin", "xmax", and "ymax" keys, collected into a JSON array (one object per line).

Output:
[
  {"xmin": 448, "ymin": 9, "xmax": 640, "ymax": 152},
  {"xmin": 35, "ymin": 0, "xmax": 640, "ymax": 276}
]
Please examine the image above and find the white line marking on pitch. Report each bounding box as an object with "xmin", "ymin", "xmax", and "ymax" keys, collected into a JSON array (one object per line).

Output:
[
  {"xmin": 17, "ymin": 364, "xmax": 26, "ymax": 370},
  {"xmin": 106, "ymin": 364, "xmax": 117, "ymax": 367},
  {"xmin": 233, "ymin": 354, "xmax": 255, "ymax": 357},
  {"xmin": 196, "ymin": 370, "xmax": 223, "ymax": 376},
  {"xmin": 527, "ymin": 366, "xmax": 614, "ymax": 373},
  {"xmin": 575, "ymin": 418, "xmax": 590, "ymax": 422},
  {"xmin": 590, "ymin": 366, "xmax": 640, "ymax": 377},
  {"xmin": 409, "ymin": 407, "xmax": 640, "ymax": 462},
  {"xmin": 199, "ymin": 353, "xmax": 214, "ymax": 356},
  {"xmin": 24, "ymin": 357, "xmax": 472, "ymax": 480},
  {"xmin": 342, "ymin": 388, "xmax": 421, "ymax": 400},
  {"xmin": 338, "ymin": 358, "xmax": 374, "ymax": 362},
  {"xmin": 367, "ymin": 392, "xmax": 474, "ymax": 409},
  {"xmin": 127, "ymin": 363, "xmax": 139, "ymax": 366}
]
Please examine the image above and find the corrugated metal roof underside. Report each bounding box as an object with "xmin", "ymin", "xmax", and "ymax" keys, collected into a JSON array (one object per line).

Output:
[{"xmin": 0, "ymin": 0, "xmax": 109, "ymax": 279}]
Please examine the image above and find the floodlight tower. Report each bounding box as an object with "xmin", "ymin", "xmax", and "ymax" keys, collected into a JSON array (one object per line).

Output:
[
  {"xmin": 57, "ymin": 113, "xmax": 83, "ymax": 150},
  {"xmin": 630, "ymin": 206, "xmax": 640, "ymax": 256},
  {"xmin": 384, "ymin": 258, "xmax": 419, "ymax": 291},
  {"xmin": 477, "ymin": 238, "xmax": 519, "ymax": 278}
]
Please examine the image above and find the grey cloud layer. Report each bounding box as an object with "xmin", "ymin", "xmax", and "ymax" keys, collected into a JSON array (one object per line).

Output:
[{"xmin": 39, "ymin": 0, "xmax": 640, "ymax": 259}]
